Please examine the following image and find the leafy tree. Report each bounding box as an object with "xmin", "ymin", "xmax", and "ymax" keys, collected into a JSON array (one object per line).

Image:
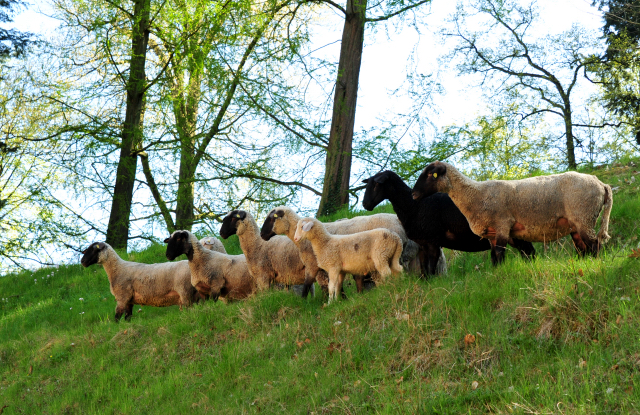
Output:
[
  {"xmin": 591, "ymin": 0, "xmax": 640, "ymax": 145},
  {"xmin": 0, "ymin": 0, "xmax": 32, "ymax": 59},
  {"xmin": 444, "ymin": 0, "xmax": 602, "ymax": 169},
  {"xmin": 309, "ymin": 0, "xmax": 432, "ymax": 216}
]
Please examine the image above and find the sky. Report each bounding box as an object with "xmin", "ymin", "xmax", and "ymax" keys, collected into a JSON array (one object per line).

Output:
[{"xmin": 8, "ymin": 0, "xmax": 605, "ymax": 134}]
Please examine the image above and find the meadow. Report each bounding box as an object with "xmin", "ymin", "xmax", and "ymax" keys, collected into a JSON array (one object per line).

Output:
[{"xmin": 1, "ymin": 164, "xmax": 639, "ymax": 414}]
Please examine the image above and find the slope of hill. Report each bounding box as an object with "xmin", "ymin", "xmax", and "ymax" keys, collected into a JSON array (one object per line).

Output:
[{"xmin": 1, "ymin": 164, "xmax": 639, "ymax": 414}]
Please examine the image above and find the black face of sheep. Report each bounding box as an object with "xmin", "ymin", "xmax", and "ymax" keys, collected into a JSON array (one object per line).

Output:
[
  {"xmin": 412, "ymin": 161, "xmax": 447, "ymax": 200},
  {"xmin": 81, "ymin": 242, "xmax": 106, "ymax": 267},
  {"xmin": 362, "ymin": 171, "xmax": 392, "ymax": 211},
  {"xmin": 220, "ymin": 210, "xmax": 246, "ymax": 239},
  {"xmin": 260, "ymin": 209, "xmax": 285, "ymax": 241},
  {"xmin": 165, "ymin": 231, "xmax": 191, "ymax": 261}
]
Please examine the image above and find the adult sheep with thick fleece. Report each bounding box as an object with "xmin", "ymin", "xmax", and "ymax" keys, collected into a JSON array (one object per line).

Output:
[
  {"xmin": 411, "ymin": 161, "xmax": 613, "ymax": 264},
  {"xmin": 294, "ymin": 217, "xmax": 403, "ymax": 303},
  {"xmin": 80, "ymin": 242, "xmax": 200, "ymax": 322},
  {"xmin": 165, "ymin": 230, "xmax": 255, "ymax": 302},
  {"xmin": 219, "ymin": 210, "xmax": 308, "ymax": 293}
]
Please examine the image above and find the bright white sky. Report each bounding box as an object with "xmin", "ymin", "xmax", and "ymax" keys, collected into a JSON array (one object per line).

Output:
[{"xmin": 9, "ymin": 0, "xmax": 605, "ymax": 133}]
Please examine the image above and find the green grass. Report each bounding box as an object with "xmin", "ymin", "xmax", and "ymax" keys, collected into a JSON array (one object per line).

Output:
[{"xmin": 1, "ymin": 164, "xmax": 639, "ymax": 414}]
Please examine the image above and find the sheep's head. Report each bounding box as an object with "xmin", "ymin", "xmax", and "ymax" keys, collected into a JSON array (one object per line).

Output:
[
  {"xmin": 199, "ymin": 237, "xmax": 222, "ymax": 252},
  {"xmin": 362, "ymin": 170, "xmax": 394, "ymax": 211},
  {"xmin": 220, "ymin": 210, "xmax": 247, "ymax": 239},
  {"xmin": 260, "ymin": 207, "xmax": 290, "ymax": 241},
  {"xmin": 165, "ymin": 230, "xmax": 192, "ymax": 261},
  {"xmin": 81, "ymin": 242, "xmax": 107, "ymax": 267},
  {"xmin": 294, "ymin": 219, "xmax": 314, "ymax": 242},
  {"xmin": 412, "ymin": 161, "xmax": 448, "ymax": 200}
]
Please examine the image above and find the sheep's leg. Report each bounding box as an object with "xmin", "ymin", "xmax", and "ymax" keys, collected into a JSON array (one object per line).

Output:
[
  {"xmin": 570, "ymin": 232, "xmax": 588, "ymax": 256},
  {"xmin": 424, "ymin": 243, "xmax": 441, "ymax": 275},
  {"xmin": 354, "ymin": 274, "xmax": 364, "ymax": 294},
  {"xmin": 301, "ymin": 271, "xmax": 316, "ymax": 299},
  {"xmin": 337, "ymin": 272, "xmax": 346, "ymax": 300},
  {"xmin": 508, "ymin": 238, "xmax": 536, "ymax": 260},
  {"xmin": 123, "ymin": 303, "xmax": 134, "ymax": 321},
  {"xmin": 114, "ymin": 305, "xmax": 125, "ymax": 322},
  {"xmin": 327, "ymin": 271, "xmax": 339, "ymax": 304},
  {"xmin": 489, "ymin": 236, "xmax": 508, "ymax": 266}
]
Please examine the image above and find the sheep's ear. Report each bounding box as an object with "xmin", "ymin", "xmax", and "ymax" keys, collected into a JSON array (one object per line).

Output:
[
  {"xmin": 302, "ymin": 221, "xmax": 314, "ymax": 232},
  {"xmin": 362, "ymin": 178, "xmax": 369, "ymax": 184},
  {"xmin": 236, "ymin": 210, "xmax": 246, "ymax": 220},
  {"xmin": 432, "ymin": 172, "xmax": 438, "ymax": 179},
  {"xmin": 163, "ymin": 238, "xmax": 170, "ymax": 244},
  {"xmin": 96, "ymin": 242, "xmax": 105, "ymax": 250},
  {"xmin": 373, "ymin": 173, "xmax": 388, "ymax": 184}
]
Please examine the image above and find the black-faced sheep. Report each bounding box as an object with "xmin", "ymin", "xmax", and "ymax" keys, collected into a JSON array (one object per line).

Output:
[
  {"xmin": 219, "ymin": 210, "xmax": 308, "ymax": 293},
  {"xmin": 412, "ymin": 161, "xmax": 612, "ymax": 264},
  {"xmin": 80, "ymin": 242, "xmax": 199, "ymax": 322},
  {"xmin": 293, "ymin": 217, "xmax": 403, "ymax": 303},
  {"xmin": 165, "ymin": 230, "xmax": 255, "ymax": 301},
  {"xmin": 362, "ymin": 170, "xmax": 536, "ymax": 272}
]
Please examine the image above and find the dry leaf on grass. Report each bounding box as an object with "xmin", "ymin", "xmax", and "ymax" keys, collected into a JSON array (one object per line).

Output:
[
  {"xmin": 464, "ymin": 334, "xmax": 476, "ymax": 346},
  {"xmin": 629, "ymin": 249, "xmax": 640, "ymax": 258}
]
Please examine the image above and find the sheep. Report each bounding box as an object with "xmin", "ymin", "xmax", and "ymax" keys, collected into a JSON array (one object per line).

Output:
[
  {"xmin": 165, "ymin": 230, "xmax": 256, "ymax": 302},
  {"xmin": 219, "ymin": 210, "xmax": 308, "ymax": 294},
  {"xmin": 199, "ymin": 236, "xmax": 226, "ymax": 254},
  {"xmin": 411, "ymin": 161, "xmax": 613, "ymax": 264},
  {"xmin": 80, "ymin": 242, "xmax": 199, "ymax": 322},
  {"xmin": 293, "ymin": 217, "xmax": 403, "ymax": 303},
  {"xmin": 362, "ymin": 170, "xmax": 535, "ymax": 273},
  {"xmin": 259, "ymin": 206, "xmax": 373, "ymax": 297}
]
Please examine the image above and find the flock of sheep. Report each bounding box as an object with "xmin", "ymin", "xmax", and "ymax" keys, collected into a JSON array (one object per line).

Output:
[{"xmin": 80, "ymin": 161, "xmax": 613, "ymax": 322}]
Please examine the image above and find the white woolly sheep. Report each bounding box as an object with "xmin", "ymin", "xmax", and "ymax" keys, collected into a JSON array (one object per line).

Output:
[
  {"xmin": 294, "ymin": 217, "xmax": 403, "ymax": 303},
  {"xmin": 412, "ymin": 161, "xmax": 613, "ymax": 264},
  {"xmin": 165, "ymin": 230, "xmax": 255, "ymax": 302},
  {"xmin": 219, "ymin": 210, "xmax": 307, "ymax": 293},
  {"xmin": 199, "ymin": 236, "xmax": 226, "ymax": 254},
  {"xmin": 80, "ymin": 242, "xmax": 199, "ymax": 322}
]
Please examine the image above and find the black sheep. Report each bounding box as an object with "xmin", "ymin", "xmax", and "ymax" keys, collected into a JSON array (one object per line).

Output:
[{"xmin": 362, "ymin": 170, "xmax": 535, "ymax": 271}]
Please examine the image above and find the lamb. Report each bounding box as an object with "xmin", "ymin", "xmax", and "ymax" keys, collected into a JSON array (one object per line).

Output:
[
  {"xmin": 80, "ymin": 242, "xmax": 199, "ymax": 322},
  {"xmin": 165, "ymin": 230, "xmax": 255, "ymax": 302},
  {"xmin": 362, "ymin": 170, "xmax": 535, "ymax": 273},
  {"xmin": 294, "ymin": 217, "xmax": 403, "ymax": 303},
  {"xmin": 199, "ymin": 236, "xmax": 226, "ymax": 253},
  {"xmin": 259, "ymin": 206, "xmax": 373, "ymax": 297},
  {"xmin": 412, "ymin": 161, "xmax": 613, "ymax": 264},
  {"xmin": 219, "ymin": 210, "xmax": 308, "ymax": 293}
]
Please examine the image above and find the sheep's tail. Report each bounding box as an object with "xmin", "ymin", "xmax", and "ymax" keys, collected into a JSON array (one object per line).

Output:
[
  {"xmin": 597, "ymin": 184, "xmax": 613, "ymax": 244},
  {"xmin": 436, "ymin": 248, "xmax": 448, "ymax": 275},
  {"xmin": 390, "ymin": 237, "xmax": 403, "ymax": 276}
]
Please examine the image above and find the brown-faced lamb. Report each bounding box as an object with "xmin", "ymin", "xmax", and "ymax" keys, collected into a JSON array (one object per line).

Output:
[
  {"xmin": 199, "ymin": 236, "xmax": 226, "ymax": 253},
  {"xmin": 219, "ymin": 210, "xmax": 307, "ymax": 293},
  {"xmin": 294, "ymin": 217, "xmax": 403, "ymax": 303},
  {"xmin": 412, "ymin": 161, "xmax": 613, "ymax": 264},
  {"xmin": 80, "ymin": 242, "xmax": 199, "ymax": 322},
  {"xmin": 165, "ymin": 230, "xmax": 255, "ymax": 302},
  {"xmin": 259, "ymin": 206, "xmax": 365, "ymax": 297}
]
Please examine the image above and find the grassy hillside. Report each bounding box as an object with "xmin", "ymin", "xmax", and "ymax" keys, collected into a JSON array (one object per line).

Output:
[{"xmin": 1, "ymin": 164, "xmax": 639, "ymax": 414}]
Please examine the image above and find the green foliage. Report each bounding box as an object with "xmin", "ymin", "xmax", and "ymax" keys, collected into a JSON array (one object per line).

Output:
[{"xmin": 1, "ymin": 165, "xmax": 638, "ymax": 413}]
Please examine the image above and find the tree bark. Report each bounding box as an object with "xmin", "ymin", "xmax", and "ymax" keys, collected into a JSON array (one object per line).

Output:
[
  {"xmin": 316, "ymin": 0, "xmax": 367, "ymax": 217},
  {"xmin": 105, "ymin": 0, "xmax": 150, "ymax": 249}
]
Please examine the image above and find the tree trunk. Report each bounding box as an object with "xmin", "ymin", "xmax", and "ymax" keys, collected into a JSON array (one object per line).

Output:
[
  {"xmin": 316, "ymin": 0, "xmax": 367, "ymax": 217},
  {"xmin": 105, "ymin": 0, "xmax": 150, "ymax": 249},
  {"xmin": 563, "ymin": 101, "xmax": 577, "ymax": 170},
  {"xmin": 174, "ymin": 52, "xmax": 203, "ymax": 231}
]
